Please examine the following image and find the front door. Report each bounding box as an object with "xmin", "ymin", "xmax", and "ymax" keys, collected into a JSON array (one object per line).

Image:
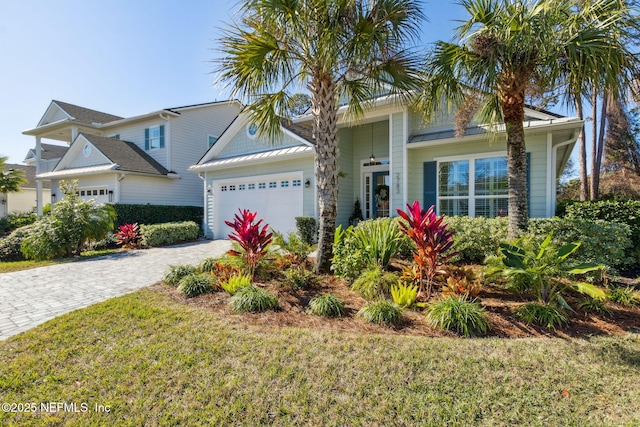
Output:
[{"xmin": 371, "ymin": 171, "xmax": 390, "ymax": 218}]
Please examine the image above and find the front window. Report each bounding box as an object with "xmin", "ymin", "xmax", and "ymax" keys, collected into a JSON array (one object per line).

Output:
[{"xmin": 438, "ymin": 156, "xmax": 508, "ymax": 217}]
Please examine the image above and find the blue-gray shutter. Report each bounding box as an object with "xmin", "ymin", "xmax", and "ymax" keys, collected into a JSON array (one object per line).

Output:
[
  {"xmin": 159, "ymin": 125, "xmax": 165, "ymax": 148},
  {"xmin": 144, "ymin": 128, "xmax": 150, "ymax": 150},
  {"xmin": 423, "ymin": 161, "xmax": 437, "ymax": 210}
]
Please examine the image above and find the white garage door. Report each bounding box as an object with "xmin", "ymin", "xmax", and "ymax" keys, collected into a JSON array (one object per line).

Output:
[{"xmin": 213, "ymin": 172, "xmax": 303, "ymax": 239}]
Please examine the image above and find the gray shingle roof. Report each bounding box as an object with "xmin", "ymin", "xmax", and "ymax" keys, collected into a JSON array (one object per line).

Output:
[
  {"xmin": 53, "ymin": 100, "xmax": 123, "ymax": 125},
  {"xmin": 80, "ymin": 134, "xmax": 169, "ymax": 176},
  {"xmin": 5, "ymin": 164, "xmax": 51, "ymax": 189}
]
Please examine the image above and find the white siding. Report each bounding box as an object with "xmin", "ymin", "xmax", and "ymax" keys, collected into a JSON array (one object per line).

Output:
[
  {"xmin": 119, "ymin": 175, "xmax": 180, "ymax": 205},
  {"xmin": 65, "ymin": 144, "xmax": 111, "ymax": 169},
  {"xmin": 217, "ymin": 124, "xmax": 300, "ymax": 158},
  {"xmin": 108, "ymin": 118, "xmax": 169, "ymax": 167}
]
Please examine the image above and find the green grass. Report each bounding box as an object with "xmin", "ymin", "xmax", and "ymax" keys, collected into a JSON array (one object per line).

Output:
[
  {"xmin": 1, "ymin": 290, "xmax": 639, "ymax": 426},
  {"xmin": 0, "ymin": 249, "xmax": 120, "ymax": 273}
]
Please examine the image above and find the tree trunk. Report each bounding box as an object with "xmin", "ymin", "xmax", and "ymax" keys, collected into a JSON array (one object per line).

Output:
[
  {"xmin": 576, "ymin": 101, "xmax": 589, "ymax": 201},
  {"xmin": 592, "ymin": 92, "xmax": 608, "ymax": 200},
  {"xmin": 590, "ymin": 92, "xmax": 598, "ymax": 200},
  {"xmin": 310, "ymin": 75, "xmax": 339, "ymax": 274},
  {"xmin": 500, "ymin": 84, "xmax": 528, "ymax": 240}
]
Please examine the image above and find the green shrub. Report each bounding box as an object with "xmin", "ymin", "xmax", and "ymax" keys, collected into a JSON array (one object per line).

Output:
[
  {"xmin": 177, "ymin": 274, "xmax": 213, "ymax": 298},
  {"xmin": 391, "ymin": 283, "xmax": 418, "ymax": 308},
  {"xmin": 295, "ymin": 216, "xmax": 317, "ymax": 245},
  {"xmin": 307, "ymin": 294, "xmax": 345, "ymax": 317},
  {"xmin": 426, "ymin": 295, "xmax": 491, "ymax": 337},
  {"xmin": 272, "ymin": 230, "xmax": 311, "ymax": 261},
  {"xmin": 140, "ymin": 221, "xmax": 200, "ymax": 247},
  {"xmin": 221, "ymin": 274, "xmax": 252, "ymax": 295},
  {"xmin": 447, "ymin": 216, "xmax": 508, "ymax": 263},
  {"xmin": 0, "ymin": 226, "xmax": 30, "ymax": 261},
  {"xmin": 351, "ymin": 266, "xmax": 398, "ymax": 300},
  {"xmin": 607, "ymin": 286, "xmax": 640, "ymax": 307},
  {"xmin": 0, "ymin": 211, "xmax": 37, "ymax": 235},
  {"xmin": 229, "ymin": 285, "xmax": 279, "ymax": 312},
  {"xmin": 577, "ymin": 297, "xmax": 612, "ymax": 316},
  {"xmin": 514, "ymin": 303, "xmax": 568, "ymax": 330},
  {"xmin": 163, "ymin": 264, "xmax": 197, "ymax": 287},
  {"xmin": 283, "ymin": 266, "xmax": 316, "ymax": 290},
  {"xmin": 332, "ymin": 218, "xmax": 413, "ymax": 278},
  {"xmin": 111, "ymin": 204, "xmax": 203, "ymax": 228},
  {"xmin": 356, "ymin": 300, "xmax": 402, "ymax": 326},
  {"xmin": 197, "ymin": 257, "xmax": 219, "ymax": 274},
  {"xmin": 20, "ymin": 181, "xmax": 115, "ymax": 260},
  {"xmin": 564, "ymin": 200, "xmax": 640, "ymax": 261},
  {"xmin": 91, "ymin": 233, "xmax": 118, "ymax": 250}
]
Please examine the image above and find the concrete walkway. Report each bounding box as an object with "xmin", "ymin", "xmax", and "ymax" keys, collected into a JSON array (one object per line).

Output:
[{"xmin": 0, "ymin": 239, "xmax": 231, "ymax": 340}]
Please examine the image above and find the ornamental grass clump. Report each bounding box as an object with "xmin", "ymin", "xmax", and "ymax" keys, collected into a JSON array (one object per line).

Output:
[
  {"xmin": 397, "ymin": 201, "xmax": 457, "ymax": 299},
  {"xmin": 351, "ymin": 266, "xmax": 398, "ymax": 300},
  {"xmin": 356, "ymin": 300, "xmax": 402, "ymax": 326},
  {"xmin": 177, "ymin": 274, "xmax": 213, "ymax": 298},
  {"xmin": 514, "ymin": 302, "xmax": 568, "ymax": 330},
  {"xmin": 163, "ymin": 264, "xmax": 197, "ymax": 287},
  {"xmin": 607, "ymin": 286, "xmax": 640, "ymax": 307},
  {"xmin": 225, "ymin": 209, "xmax": 273, "ymax": 278},
  {"xmin": 230, "ymin": 285, "xmax": 279, "ymax": 313},
  {"xmin": 307, "ymin": 294, "xmax": 345, "ymax": 317},
  {"xmin": 426, "ymin": 295, "xmax": 490, "ymax": 337}
]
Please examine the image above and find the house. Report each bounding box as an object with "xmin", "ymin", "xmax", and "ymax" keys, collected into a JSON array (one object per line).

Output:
[
  {"xmin": 23, "ymin": 100, "xmax": 242, "ymax": 214},
  {"xmin": 190, "ymin": 96, "xmax": 581, "ymax": 239},
  {"xmin": 0, "ymin": 164, "xmax": 51, "ymax": 218}
]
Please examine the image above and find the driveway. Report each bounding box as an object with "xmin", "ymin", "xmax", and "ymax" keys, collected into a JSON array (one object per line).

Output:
[{"xmin": 0, "ymin": 239, "xmax": 231, "ymax": 340}]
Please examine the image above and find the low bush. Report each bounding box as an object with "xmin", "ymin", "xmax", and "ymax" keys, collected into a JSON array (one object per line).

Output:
[
  {"xmin": 577, "ymin": 297, "xmax": 612, "ymax": 316},
  {"xmin": 283, "ymin": 266, "xmax": 316, "ymax": 290},
  {"xmin": 307, "ymin": 294, "xmax": 345, "ymax": 317},
  {"xmin": 197, "ymin": 257, "xmax": 218, "ymax": 274},
  {"xmin": 426, "ymin": 295, "xmax": 491, "ymax": 337},
  {"xmin": 295, "ymin": 216, "xmax": 317, "ymax": 245},
  {"xmin": 447, "ymin": 216, "xmax": 508, "ymax": 263},
  {"xmin": 111, "ymin": 203, "xmax": 203, "ymax": 228},
  {"xmin": 356, "ymin": 300, "xmax": 402, "ymax": 326},
  {"xmin": 351, "ymin": 266, "xmax": 398, "ymax": 300},
  {"xmin": 0, "ymin": 211, "xmax": 37, "ymax": 235},
  {"xmin": 332, "ymin": 218, "xmax": 413, "ymax": 278},
  {"xmin": 163, "ymin": 264, "xmax": 197, "ymax": 287},
  {"xmin": 0, "ymin": 226, "xmax": 29, "ymax": 262},
  {"xmin": 229, "ymin": 285, "xmax": 279, "ymax": 312},
  {"xmin": 514, "ymin": 303, "xmax": 568, "ymax": 330},
  {"xmin": 91, "ymin": 233, "xmax": 118, "ymax": 250},
  {"xmin": 177, "ymin": 274, "xmax": 213, "ymax": 298},
  {"xmin": 140, "ymin": 221, "xmax": 199, "ymax": 247},
  {"xmin": 114, "ymin": 223, "xmax": 142, "ymax": 249},
  {"xmin": 607, "ymin": 286, "xmax": 640, "ymax": 307},
  {"xmin": 221, "ymin": 274, "xmax": 252, "ymax": 295},
  {"xmin": 272, "ymin": 230, "xmax": 311, "ymax": 262},
  {"xmin": 390, "ymin": 283, "xmax": 418, "ymax": 308}
]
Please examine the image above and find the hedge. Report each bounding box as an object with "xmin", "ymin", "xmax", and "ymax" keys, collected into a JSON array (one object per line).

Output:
[
  {"xmin": 140, "ymin": 221, "xmax": 200, "ymax": 247},
  {"xmin": 111, "ymin": 204, "xmax": 203, "ymax": 228}
]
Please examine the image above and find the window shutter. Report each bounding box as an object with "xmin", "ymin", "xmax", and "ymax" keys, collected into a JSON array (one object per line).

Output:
[
  {"xmin": 159, "ymin": 125, "xmax": 165, "ymax": 148},
  {"xmin": 423, "ymin": 161, "xmax": 437, "ymax": 211},
  {"xmin": 144, "ymin": 128, "xmax": 150, "ymax": 150}
]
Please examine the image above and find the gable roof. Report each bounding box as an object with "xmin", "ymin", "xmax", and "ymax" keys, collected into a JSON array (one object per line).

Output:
[
  {"xmin": 4, "ymin": 164, "xmax": 50, "ymax": 189},
  {"xmin": 52, "ymin": 100, "xmax": 123, "ymax": 125},
  {"xmin": 79, "ymin": 134, "xmax": 169, "ymax": 176},
  {"xmin": 24, "ymin": 143, "xmax": 69, "ymax": 162}
]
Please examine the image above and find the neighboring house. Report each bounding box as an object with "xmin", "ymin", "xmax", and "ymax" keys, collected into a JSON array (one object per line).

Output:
[
  {"xmin": 190, "ymin": 97, "xmax": 581, "ymax": 239},
  {"xmin": 23, "ymin": 142, "xmax": 68, "ymax": 173},
  {"xmin": 0, "ymin": 164, "xmax": 51, "ymax": 217},
  {"xmin": 23, "ymin": 100, "xmax": 242, "ymax": 213}
]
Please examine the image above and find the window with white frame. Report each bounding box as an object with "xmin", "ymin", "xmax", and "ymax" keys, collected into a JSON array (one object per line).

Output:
[
  {"xmin": 438, "ymin": 155, "xmax": 508, "ymax": 218},
  {"xmin": 149, "ymin": 126, "xmax": 162, "ymax": 149}
]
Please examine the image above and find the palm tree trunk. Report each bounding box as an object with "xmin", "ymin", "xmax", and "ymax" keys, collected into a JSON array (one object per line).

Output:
[
  {"xmin": 590, "ymin": 92, "xmax": 598, "ymax": 200},
  {"xmin": 310, "ymin": 74, "xmax": 339, "ymax": 274},
  {"xmin": 505, "ymin": 115, "xmax": 528, "ymax": 239},
  {"xmin": 592, "ymin": 92, "xmax": 608, "ymax": 200},
  {"xmin": 576, "ymin": 101, "xmax": 589, "ymax": 201}
]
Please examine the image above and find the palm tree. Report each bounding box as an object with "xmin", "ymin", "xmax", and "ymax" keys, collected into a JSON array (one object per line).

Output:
[
  {"xmin": 416, "ymin": 0, "xmax": 639, "ymax": 239},
  {"xmin": 216, "ymin": 0, "xmax": 423, "ymax": 273},
  {"xmin": 0, "ymin": 156, "xmax": 27, "ymax": 199}
]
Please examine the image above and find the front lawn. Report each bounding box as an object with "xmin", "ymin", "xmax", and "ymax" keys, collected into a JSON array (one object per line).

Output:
[
  {"xmin": 1, "ymin": 289, "xmax": 639, "ymax": 426},
  {"xmin": 0, "ymin": 249, "xmax": 121, "ymax": 273}
]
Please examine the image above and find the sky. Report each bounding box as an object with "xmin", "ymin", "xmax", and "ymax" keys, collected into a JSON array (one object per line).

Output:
[{"xmin": 0, "ymin": 0, "xmax": 569, "ymax": 166}]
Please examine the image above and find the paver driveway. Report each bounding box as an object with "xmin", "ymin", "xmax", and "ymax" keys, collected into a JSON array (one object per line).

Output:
[{"xmin": 0, "ymin": 239, "xmax": 231, "ymax": 340}]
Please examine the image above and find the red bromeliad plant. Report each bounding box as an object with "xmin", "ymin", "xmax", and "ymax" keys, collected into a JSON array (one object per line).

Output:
[
  {"xmin": 114, "ymin": 223, "xmax": 142, "ymax": 249},
  {"xmin": 225, "ymin": 209, "xmax": 273, "ymax": 277},
  {"xmin": 397, "ymin": 201, "xmax": 457, "ymax": 299}
]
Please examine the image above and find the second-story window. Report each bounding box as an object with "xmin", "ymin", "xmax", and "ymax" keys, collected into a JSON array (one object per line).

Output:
[{"xmin": 145, "ymin": 125, "xmax": 165, "ymax": 150}]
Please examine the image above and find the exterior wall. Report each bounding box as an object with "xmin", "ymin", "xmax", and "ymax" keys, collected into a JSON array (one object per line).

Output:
[
  {"xmin": 216, "ymin": 122, "xmax": 301, "ymax": 158},
  {"xmin": 51, "ymin": 174, "xmax": 114, "ymax": 205},
  {"xmin": 108, "ymin": 117, "xmax": 169, "ymax": 167},
  {"xmin": 66, "ymin": 143, "xmax": 111, "ymax": 168},
  {"xmin": 390, "ymin": 111, "xmax": 405, "ymax": 213},
  {"xmin": 407, "ymin": 133, "xmax": 550, "ymax": 218},
  {"xmin": 4, "ymin": 189, "xmax": 50, "ymax": 214},
  {"xmin": 203, "ymin": 156, "xmax": 315, "ymax": 238},
  {"xmin": 119, "ymin": 175, "xmax": 182, "ymax": 205},
  {"xmin": 336, "ymin": 127, "xmax": 354, "ymax": 227}
]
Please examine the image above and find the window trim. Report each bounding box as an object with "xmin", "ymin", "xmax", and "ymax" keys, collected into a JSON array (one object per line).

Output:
[{"xmin": 207, "ymin": 134, "xmax": 219, "ymax": 148}]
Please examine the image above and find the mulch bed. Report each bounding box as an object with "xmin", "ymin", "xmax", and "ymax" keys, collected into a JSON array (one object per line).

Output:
[{"xmin": 149, "ymin": 273, "xmax": 640, "ymax": 339}]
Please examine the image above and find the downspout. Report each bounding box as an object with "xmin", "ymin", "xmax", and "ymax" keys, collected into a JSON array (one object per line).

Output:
[{"xmin": 198, "ymin": 173, "xmax": 209, "ymax": 238}]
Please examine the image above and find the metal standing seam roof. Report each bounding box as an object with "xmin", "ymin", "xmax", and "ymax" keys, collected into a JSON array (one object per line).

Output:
[{"xmin": 191, "ymin": 145, "xmax": 314, "ymax": 171}]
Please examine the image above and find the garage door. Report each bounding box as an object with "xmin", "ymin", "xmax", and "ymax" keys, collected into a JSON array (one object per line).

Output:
[{"xmin": 212, "ymin": 172, "xmax": 304, "ymax": 239}]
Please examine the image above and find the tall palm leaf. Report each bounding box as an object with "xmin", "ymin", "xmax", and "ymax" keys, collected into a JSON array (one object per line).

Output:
[
  {"xmin": 416, "ymin": 0, "xmax": 639, "ymax": 239},
  {"xmin": 215, "ymin": 0, "xmax": 424, "ymax": 272}
]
